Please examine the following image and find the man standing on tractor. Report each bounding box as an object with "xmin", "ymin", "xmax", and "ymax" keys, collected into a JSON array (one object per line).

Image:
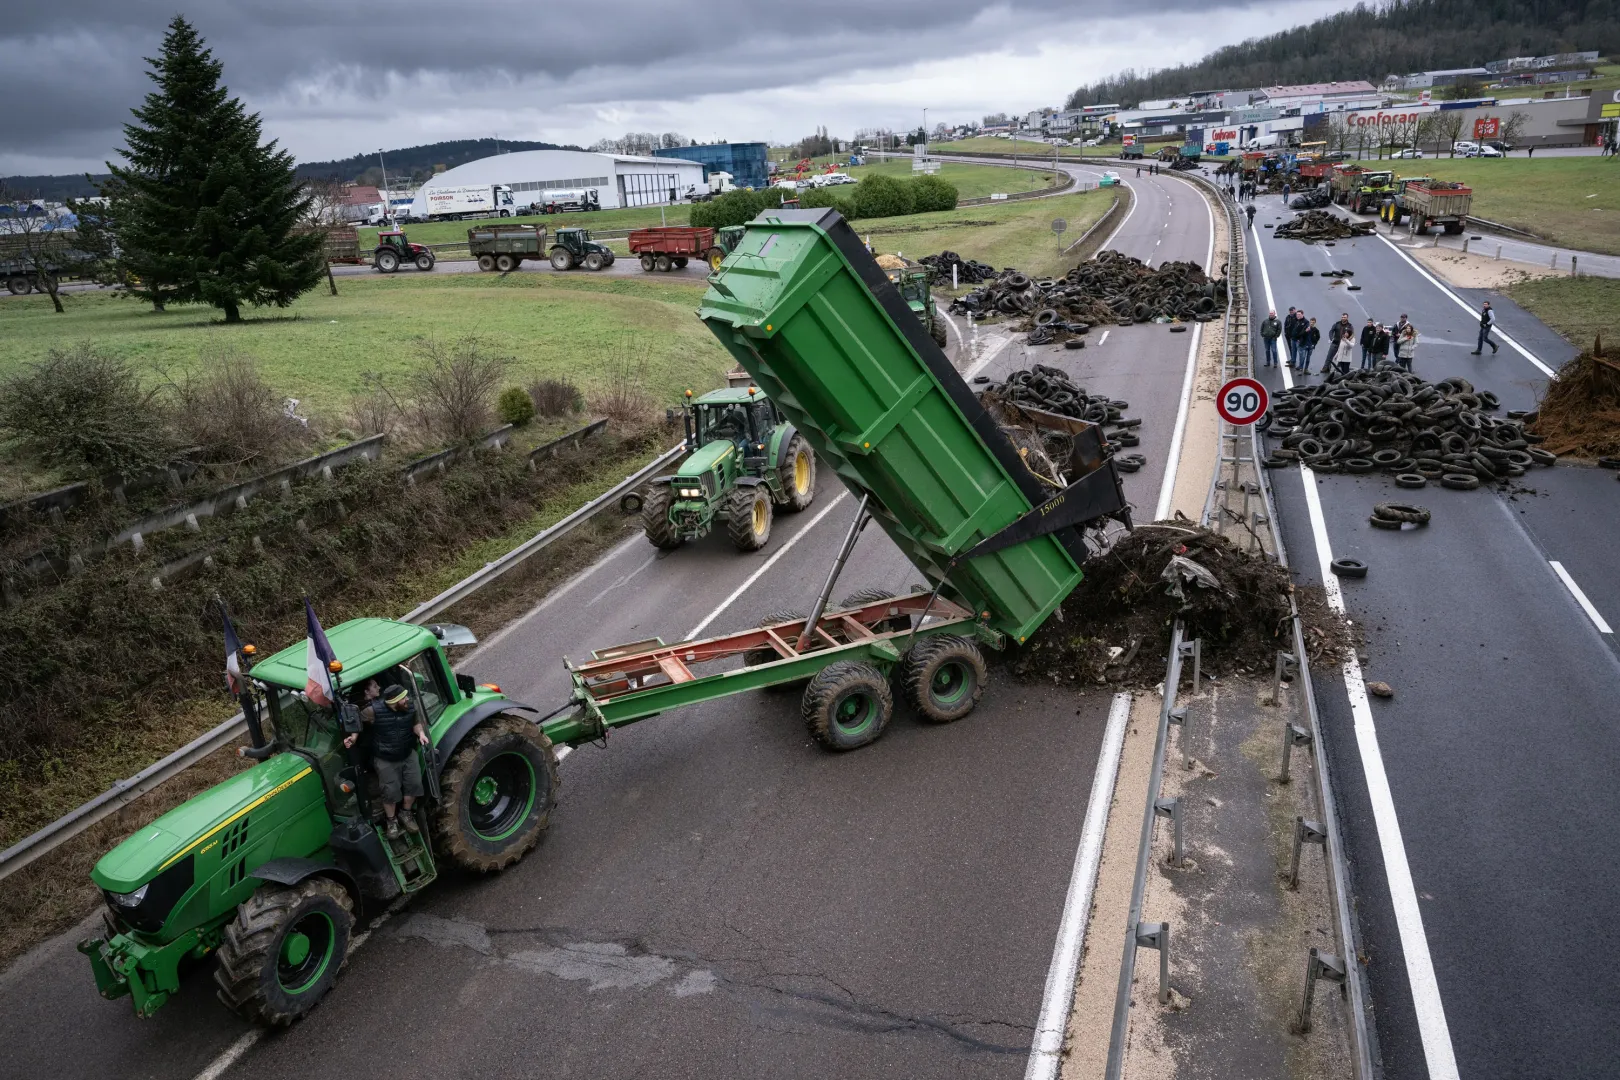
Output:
[{"xmin": 344, "ymin": 683, "xmax": 428, "ymax": 838}]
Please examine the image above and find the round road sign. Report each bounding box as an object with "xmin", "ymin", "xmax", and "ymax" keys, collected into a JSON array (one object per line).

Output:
[
  {"xmin": 1051, "ymin": 218, "xmax": 1068, "ymax": 234},
  {"xmin": 1216, "ymin": 377, "xmax": 1268, "ymax": 426}
]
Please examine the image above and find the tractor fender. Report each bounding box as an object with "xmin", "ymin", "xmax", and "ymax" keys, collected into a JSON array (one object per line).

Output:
[
  {"xmin": 250, "ymin": 857, "xmax": 362, "ymax": 913},
  {"xmin": 433, "ymin": 699, "xmax": 539, "ymax": 780},
  {"xmin": 769, "ymin": 423, "xmax": 799, "ymax": 468},
  {"xmin": 734, "ymin": 476, "xmax": 766, "ymax": 488}
]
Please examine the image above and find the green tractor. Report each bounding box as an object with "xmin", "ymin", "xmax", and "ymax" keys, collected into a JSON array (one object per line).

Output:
[
  {"xmin": 642, "ymin": 384, "xmax": 816, "ymax": 551},
  {"xmin": 79, "ymin": 620, "xmax": 558, "ymax": 1025},
  {"xmin": 548, "ymin": 227, "xmax": 616, "ymax": 271},
  {"xmin": 883, "ymin": 261, "xmax": 949, "ymax": 349}
]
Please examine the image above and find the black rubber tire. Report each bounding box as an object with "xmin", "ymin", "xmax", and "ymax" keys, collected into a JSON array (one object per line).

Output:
[
  {"xmin": 802, "ymin": 661, "xmax": 892, "ymax": 752},
  {"xmin": 5, "ymin": 275, "xmax": 30, "ymax": 295},
  {"xmin": 640, "ymin": 484, "xmax": 683, "ymax": 549},
  {"xmin": 214, "ymin": 878, "xmax": 353, "ymax": 1027},
  {"xmin": 1527, "ymin": 447, "xmax": 1557, "ymax": 466},
  {"xmin": 1368, "ymin": 515, "xmax": 1403, "ymax": 529},
  {"xmin": 495, "ymin": 254, "xmax": 516, "ymax": 272},
  {"xmin": 1441, "ymin": 473, "xmax": 1480, "ymax": 490},
  {"xmin": 902, "ymin": 635, "xmax": 986, "ymax": 724},
  {"xmin": 477, "ymin": 254, "xmax": 496, "ymax": 272},
  {"xmin": 725, "ymin": 484, "xmax": 772, "ymax": 551},
  {"xmin": 1395, "ymin": 473, "xmax": 1427, "ymax": 489},
  {"xmin": 375, "ymin": 249, "xmax": 399, "ymax": 273},
  {"xmin": 1331, "ymin": 558, "xmax": 1368, "ymax": 579},
  {"xmin": 655, "ymin": 254, "xmax": 672, "ymax": 272},
  {"xmin": 774, "ymin": 435, "xmax": 816, "ymax": 512},
  {"xmin": 550, "ymin": 248, "xmax": 574, "ymax": 271},
  {"xmin": 1373, "ymin": 502, "xmax": 1431, "ymax": 525},
  {"xmin": 434, "ymin": 715, "xmax": 558, "ymax": 873},
  {"xmin": 838, "ymin": 587, "xmax": 910, "ymax": 634},
  {"xmin": 930, "ymin": 313, "xmax": 948, "ymax": 348},
  {"xmin": 744, "ymin": 609, "xmax": 806, "ymax": 684},
  {"xmin": 619, "ymin": 492, "xmax": 644, "ymax": 514},
  {"xmin": 673, "ymin": 257, "xmax": 688, "ymax": 268},
  {"xmin": 584, "ymin": 252, "xmax": 606, "ymax": 271},
  {"xmin": 1343, "ymin": 458, "xmax": 1375, "ymax": 474},
  {"xmin": 640, "ymin": 253, "xmax": 656, "ymax": 271},
  {"xmin": 1116, "ymin": 432, "xmax": 1140, "ymax": 447},
  {"xmin": 416, "ymin": 253, "xmax": 435, "ymax": 271}
]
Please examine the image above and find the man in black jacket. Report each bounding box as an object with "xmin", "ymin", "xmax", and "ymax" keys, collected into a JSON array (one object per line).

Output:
[
  {"xmin": 345, "ymin": 682, "xmax": 429, "ymax": 838},
  {"xmin": 1282, "ymin": 307, "xmax": 1302, "ymax": 368},
  {"xmin": 1359, "ymin": 318, "xmax": 1377, "ymax": 369},
  {"xmin": 1470, "ymin": 301, "xmax": 1498, "ymax": 354},
  {"xmin": 1323, "ymin": 313, "xmax": 1354, "ymax": 374}
]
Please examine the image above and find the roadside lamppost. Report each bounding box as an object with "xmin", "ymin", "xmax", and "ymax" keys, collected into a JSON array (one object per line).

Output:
[{"xmin": 377, "ymin": 150, "xmax": 391, "ymax": 227}]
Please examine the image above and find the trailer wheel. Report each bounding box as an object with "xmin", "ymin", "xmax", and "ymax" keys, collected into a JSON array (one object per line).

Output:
[
  {"xmin": 673, "ymin": 257, "xmax": 688, "ymax": 269},
  {"xmin": 774, "ymin": 435, "xmax": 816, "ymax": 512},
  {"xmin": 655, "ymin": 255, "xmax": 673, "ymax": 272},
  {"xmin": 495, "ymin": 254, "xmax": 516, "ymax": 272},
  {"xmin": 803, "ymin": 662, "xmax": 892, "ymax": 751},
  {"xmin": 837, "ymin": 587, "xmax": 910, "ymax": 634},
  {"xmin": 641, "ymin": 485, "xmax": 683, "ymax": 549},
  {"xmin": 1443, "ymin": 222, "xmax": 1463, "ymax": 235},
  {"xmin": 214, "ymin": 878, "xmax": 353, "ymax": 1027},
  {"xmin": 584, "ymin": 252, "xmax": 606, "ymax": 271},
  {"xmin": 706, "ymin": 247, "xmax": 726, "ymax": 271},
  {"xmin": 477, "ymin": 254, "xmax": 496, "ymax": 271},
  {"xmin": 435, "ymin": 715, "xmax": 559, "ymax": 873},
  {"xmin": 550, "ymin": 248, "xmax": 574, "ymax": 271},
  {"xmin": 902, "ymin": 635, "xmax": 986, "ymax": 724},
  {"xmin": 5, "ymin": 275, "xmax": 30, "ymax": 295},
  {"xmin": 725, "ymin": 484, "xmax": 772, "ymax": 551},
  {"xmin": 640, "ymin": 254, "xmax": 655, "ymax": 271}
]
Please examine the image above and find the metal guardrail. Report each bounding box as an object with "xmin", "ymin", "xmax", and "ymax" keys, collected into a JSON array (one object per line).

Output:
[{"xmin": 0, "ymin": 439, "xmax": 684, "ymax": 884}]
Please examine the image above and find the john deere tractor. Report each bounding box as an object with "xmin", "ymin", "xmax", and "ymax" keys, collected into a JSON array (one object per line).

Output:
[
  {"xmin": 883, "ymin": 260, "xmax": 949, "ymax": 348},
  {"xmin": 79, "ymin": 620, "xmax": 557, "ymax": 1025},
  {"xmin": 548, "ymin": 227, "xmax": 616, "ymax": 271},
  {"xmin": 642, "ymin": 385, "xmax": 816, "ymax": 552}
]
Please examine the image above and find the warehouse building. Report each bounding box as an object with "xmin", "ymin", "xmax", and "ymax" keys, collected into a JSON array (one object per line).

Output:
[
  {"xmin": 652, "ymin": 142, "xmax": 769, "ymax": 191},
  {"xmin": 410, "ymin": 149, "xmax": 705, "ymax": 217}
]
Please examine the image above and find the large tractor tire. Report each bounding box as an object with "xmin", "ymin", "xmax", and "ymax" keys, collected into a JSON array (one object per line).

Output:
[
  {"xmin": 775, "ymin": 435, "xmax": 816, "ymax": 512},
  {"xmin": 655, "ymin": 254, "xmax": 673, "ymax": 272},
  {"xmin": 550, "ymin": 247, "xmax": 575, "ymax": 271},
  {"xmin": 415, "ymin": 252, "xmax": 436, "ymax": 271},
  {"xmin": 434, "ymin": 715, "xmax": 559, "ymax": 873},
  {"xmin": 726, "ymin": 484, "xmax": 773, "ymax": 551},
  {"xmin": 802, "ymin": 661, "xmax": 892, "ymax": 751},
  {"xmin": 902, "ymin": 635, "xmax": 987, "ymax": 723},
  {"xmin": 673, "ymin": 257, "xmax": 688, "ymax": 268},
  {"xmin": 214, "ymin": 878, "xmax": 353, "ymax": 1026},
  {"xmin": 6, "ymin": 275, "xmax": 30, "ymax": 295},
  {"xmin": 706, "ymin": 247, "xmax": 726, "ymax": 271},
  {"xmin": 640, "ymin": 485, "xmax": 683, "ymax": 549},
  {"xmin": 584, "ymin": 252, "xmax": 606, "ymax": 271},
  {"xmin": 477, "ymin": 254, "xmax": 497, "ymax": 271},
  {"xmin": 374, "ymin": 249, "xmax": 400, "ymax": 273},
  {"xmin": 929, "ymin": 311, "xmax": 949, "ymax": 349}
]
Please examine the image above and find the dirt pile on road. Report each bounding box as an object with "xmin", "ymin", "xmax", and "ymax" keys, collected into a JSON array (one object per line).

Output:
[
  {"xmin": 1008, "ymin": 521, "xmax": 1333, "ymax": 686},
  {"xmin": 1274, "ymin": 210, "xmax": 1375, "ymax": 242},
  {"xmin": 1528, "ymin": 338, "xmax": 1620, "ymax": 460},
  {"xmin": 948, "ymin": 250, "xmax": 1225, "ymax": 331}
]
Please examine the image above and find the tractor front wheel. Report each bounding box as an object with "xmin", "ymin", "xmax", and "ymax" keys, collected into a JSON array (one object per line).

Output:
[
  {"xmin": 726, "ymin": 484, "xmax": 773, "ymax": 551},
  {"xmin": 434, "ymin": 715, "xmax": 559, "ymax": 873},
  {"xmin": 415, "ymin": 253, "xmax": 436, "ymax": 271},
  {"xmin": 641, "ymin": 485, "xmax": 683, "ymax": 549},
  {"xmin": 929, "ymin": 311, "xmax": 948, "ymax": 349},
  {"xmin": 775, "ymin": 435, "xmax": 816, "ymax": 512},
  {"xmin": 802, "ymin": 661, "xmax": 892, "ymax": 751},
  {"xmin": 584, "ymin": 252, "xmax": 606, "ymax": 271},
  {"xmin": 214, "ymin": 878, "xmax": 353, "ymax": 1026},
  {"xmin": 706, "ymin": 247, "xmax": 726, "ymax": 271}
]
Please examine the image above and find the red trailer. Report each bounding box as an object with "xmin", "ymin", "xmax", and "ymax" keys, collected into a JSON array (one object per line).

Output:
[{"xmin": 627, "ymin": 226, "xmax": 722, "ymax": 272}]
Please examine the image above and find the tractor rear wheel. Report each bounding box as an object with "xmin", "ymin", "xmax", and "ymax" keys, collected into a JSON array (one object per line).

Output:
[
  {"xmin": 725, "ymin": 484, "xmax": 772, "ymax": 551},
  {"xmin": 375, "ymin": 249, "xmax": 399, "ymax": 273},
  {"xmin": 434, "ymin": 715, "xmax": 559, "ymax": 873},
  {"xmin": 477, "ymin": 254, "xmax": 496, "ymax": 271},
  {"xmin": 641, "ymin": 485, "xmax": 683, "ymax": 549},
  {"xmin": 929, "ymin": 311, "xmax": 948, "ymax": 348},
  {"xmin": 775, "ymin": 435, "xmax": 816, "ymax": 512},
  {"xmin": 584, "ymin": 252, "xmax": 606, "ymax": 271},
  {"xmin": 802, "ymin": 661, "xmax": 892, "ymax": 751},
  {"xmin": 655, "ymin": 254, "xmax": 673, "ymax": 272},
  {"xmin": 902, "ymin": 635, "xmax": 986, "ymax": 723},
  {"xmin": 6, "ymin": 275, "xmax": 30, "ymax": 295},
  {"xmin": 550, "ymin": 248, "xmax": 574, "ymax": 271},
  {"xmin": 495, "ymin": 254, "xmax": 516, "ymax": 272},
  {"xmin": 214, "ymin": 878, "xmax": 353, "ymax": 1026},
  {"xmin": 415, "ymin": 252, "xmax": 435, "ymax": 271},
  {"xmin": 640, "ymin": 254, "xmax": 655, "ymax": 271}
]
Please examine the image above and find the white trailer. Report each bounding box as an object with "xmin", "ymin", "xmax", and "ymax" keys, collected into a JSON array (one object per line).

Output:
[{"xmin": 420, "ymin": 184, "xmax": 516, "ymax": 221}]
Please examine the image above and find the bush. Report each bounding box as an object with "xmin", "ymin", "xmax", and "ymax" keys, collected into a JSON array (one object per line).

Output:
[
  {"xmin": 497, "ymin": 386, "xmax": 536, "ymax": 427},
  {"xmin": 690, "ymin": 187, "xmax": 791, "ymax": 229},
  {"xmin": 591, "ymin": 351, "xmax": 653, "ymax": 424},
  {"xmin": 910, "ymin": 174, "xmax": 960, "ymax": 213},
  {"xmin": 848, "ymin": 174, "xmax": 914, "ymax": 220},
  {"xmin": 0, "ymin": 343, "xmax": 171, "ymax": 474},
  {"xmin": 348, "ymin": 379, "xmax": 398, "ymax": 437},
  {"xmin": 798, "ymin": 186, "xmax": 849, "ymax": 213},
  {"xmin": 530, "ymin": 377, "xmax": 584, "ymax": 417},
  {"xmin": 407, "ymin": 337, "xmax": 511, "ymax": 445},
  {"xmin": 168, "ymin": 350, "xmax": 312, "ymax": 472}
]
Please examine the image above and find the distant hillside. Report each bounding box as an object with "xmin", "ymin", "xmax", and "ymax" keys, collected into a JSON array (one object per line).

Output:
[
  {"xmin": 1067, "ymin": 0, "xmax": 1620, "ymax": 107},
  {"xmin": 4, "ymin": 137, "xmax": 587, "ymax": 202}
]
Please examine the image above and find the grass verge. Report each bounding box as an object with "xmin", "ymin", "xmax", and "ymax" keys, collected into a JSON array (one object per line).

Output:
[
  {"xmin": 1504, "ymin": 274, "xmax": 1618, "ymax": 349},
  {"xmin": 839, "ymin": 159, "xmax": 1055, "ymax": 198},
  {"xmin": 1381, "ymin": 157, "xmax": 1620, "ymax": 255}
]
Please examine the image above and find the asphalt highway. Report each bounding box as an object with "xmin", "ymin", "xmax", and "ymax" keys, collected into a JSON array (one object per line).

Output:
[
  {"xmin": 0, "ymin": 164, "xmax": 1219, "ymax": 1079},
  {"xmin": 1245, "ymin": 194, "xmax": 1620, "ymax": 1079}
]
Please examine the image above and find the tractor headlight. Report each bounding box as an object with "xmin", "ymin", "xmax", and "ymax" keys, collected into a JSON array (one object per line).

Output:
[
  {"xmin": 110, "ymin": 884, "xmax": 148, "ymax": 908},
  {"xmin": 102, "ymin": 855, "xmax": 194, "ymax": 933},
  {"xmin": 679, "ymin": 487, "xmax": 702, "ymax": 498}
]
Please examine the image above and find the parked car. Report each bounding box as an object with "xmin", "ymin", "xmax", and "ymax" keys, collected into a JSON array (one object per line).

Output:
[
  {"xmin": 1323, "ymin": 151, "xmax": 1353, "ymax": 162},
  {"xmin": 1392, "ymin": 148, "xmax": 1424, "ymax": 159},
  {"xmin": 1452, "ymin": 141, "xmax": 1480, "ymax": 156},
  {"xmin": 1471, "ymin": 145, "xmax": 1503, "ymax": 158}
]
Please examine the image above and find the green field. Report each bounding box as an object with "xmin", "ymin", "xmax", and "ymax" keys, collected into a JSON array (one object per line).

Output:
[
  {"xmin": 0, "ymin": 274, "xmax": 732, "ymax": 423},
  {"xmin": 1385, "ymin": 157, "xmax": 1620, "ymax": 255},
  {"xmin": 838, "ymin": 159, "xmax": 1055, "ymax": 198},
  {"xmin": 1505, "ymin": 275, "xmax": 1617, "ymax": 350},
  {"xmin": 941, "ymin": 136, "xmax": 1119, "ymax": 158}
]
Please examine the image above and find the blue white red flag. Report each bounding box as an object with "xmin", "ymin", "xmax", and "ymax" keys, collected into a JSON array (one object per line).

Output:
[
  {"xmin": 222, "ymin": 604, "xmax": 246, "ymax": 695},
  {"xmin": 303, "ymin": 597, "xmax": 338, "ymax": 707}
]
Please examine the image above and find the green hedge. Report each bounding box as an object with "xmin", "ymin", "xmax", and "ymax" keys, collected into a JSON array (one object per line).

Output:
[
  {"xmin": 689, "ymin": 188, "xmax": 792, "ymax": 229},
  {"xmin": 694, "ymin": 175, "xmax": 959, "ymax": 227}
]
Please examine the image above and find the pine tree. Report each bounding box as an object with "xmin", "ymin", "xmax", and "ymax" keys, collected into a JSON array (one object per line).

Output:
[{"xmin": 103, "ymin": 16, "xmax": 322, "ymax": 321}]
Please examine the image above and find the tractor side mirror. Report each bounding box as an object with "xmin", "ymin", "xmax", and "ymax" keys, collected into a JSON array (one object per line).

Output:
[
  {"xmin": 456, "ymin": 673, "xmax": 476, "ymax": 696},
  {"xmin": 339, "ymin": 702, "xmax": 362, "ymax": 734}
]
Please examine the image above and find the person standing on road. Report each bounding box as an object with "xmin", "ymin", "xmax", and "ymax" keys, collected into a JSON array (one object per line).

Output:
[
  {"xmin": 1245, "ymin": 203, "xmax": 1256, "ymax": 228},
  {"xmin": 1282, "ymin": 181, "xmax": 1291, "ymax": 201},
  {"xmin": 1359, "ymin": 318, "xmax": 1377, "ymax": 369},
  {"xmin": 1301, "ymin": 317, "xmax": 1321, "ymax": 372},
  {"xmin": 1471, "ymin": 301, "xmax": 1499, "ymax": 355},
  {"xmin": 1373, "ymin": 322, "xmax": 1392, "ymax": 367},
  {"xmin": 1526, "ymin": 145, "xmax": 1535, "ymax": 159},
  {"xmin": 1391, "ymin": 313, "xmax": 1410, "ymax": 352},
  {"xmin": 1282, "ymin": 307, "xmax": 1302, "ymax": 368},
  {"xmin": 1260, "ymin": 309, "xmax": 1282, "ymax": 367},
  {"xmin": 1395, "ymin": 321, "xmax": 1417, "ymax": 370},
  {"xmin": 1325, "ymin": 313, "xmax": 1354, "ymax": 374}
]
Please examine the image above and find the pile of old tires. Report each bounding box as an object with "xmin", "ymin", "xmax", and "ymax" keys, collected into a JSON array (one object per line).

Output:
[
  {"xmin": 1289, "ymin": 185, "xmax": 1332, "ymax": 210},
  {"xmin": 1274, "ymin": 209, "xmax": 1376, "ymax": 241},
  {"xmin": 919, "ymin": 251, "xmax": 997, "ymax": 285},
  {"xmin": 949, "ymin": 250, "xmax": 1226, "ymax": 332},
  {"xmin": 1262, "ymin": 367, "xmax": 1556, "ymax": 487},
  {"xmin": 980, "ymin": 364, "xmax": 1145, "ymax": 475}
]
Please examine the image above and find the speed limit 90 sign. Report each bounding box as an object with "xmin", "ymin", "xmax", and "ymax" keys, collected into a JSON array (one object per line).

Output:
[{"xmin": 1216, "ymin": 377, "xmax": 1268, "ymax": 426}]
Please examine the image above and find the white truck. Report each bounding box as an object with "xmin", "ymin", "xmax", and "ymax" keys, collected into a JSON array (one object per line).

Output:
[{"xmin": 419, "ymin": 184, "xmax": 516, "ymax": 221}]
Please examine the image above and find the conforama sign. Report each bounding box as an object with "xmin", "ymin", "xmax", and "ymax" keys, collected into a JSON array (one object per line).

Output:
[
  {"xmin": 1346, "ymin": 110, "xmax": 1428, "ymax": 128},
  {"xmin": 1211, "ymin": 128, "xmax": 1237, "ymax": 141}
]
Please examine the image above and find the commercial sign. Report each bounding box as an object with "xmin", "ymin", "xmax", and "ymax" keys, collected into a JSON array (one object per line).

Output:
[
  {"xmin": 1474, "ymin": 116, "xmax": 1501, "ymax": 139},
  {"xmin": 1210, "ymin": 127, "xmax": 1237, "ymax": 142},
  {"xmin": 1344, "ymin": 108, "xmax": 1434, "ymax": 129}
]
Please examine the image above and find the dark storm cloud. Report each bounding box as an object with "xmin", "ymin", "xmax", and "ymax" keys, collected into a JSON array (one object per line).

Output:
[{"xmin": 0, "ymin": 0, "xmax": 1264, "ymax": 169}]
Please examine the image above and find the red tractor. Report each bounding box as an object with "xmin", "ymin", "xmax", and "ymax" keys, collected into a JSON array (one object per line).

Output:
[{"xmin": 372, "ymin": 231, "xmax": 436, "ymax": 273}]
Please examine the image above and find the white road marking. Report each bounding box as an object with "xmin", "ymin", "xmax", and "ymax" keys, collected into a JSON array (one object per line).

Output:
[
  {"xmin": 1374, "ymin": 233, "xmax": 1556, "ymax": 378},
  {"xmin": 964, "ymin": 334, "xmax": 1013, "ymax": 380},
  {"xmin": 1250, "ymin": 218, "xmax": 1462, "ymax": 1080},
  {"xmin": 1097, "ymin": 330, "xmax": 1110, "ymax": 347},
  {"xmin": 463, "ymin": 532, "xmax": 646, "ymax": 664},
  {"xmin": 1550, "ymin": 561, "xmax": 1614, "ymax": 633},
  {"xmin": 1152, "ymin": 179, "xmax": 1216, "ymax": 522},
  {"xmin": 586, "ymin": 550, "xmax": 658, "ymax": 607},
  {"xmin": 1024, "ymin": 692, "xmax": 1133, "ymax": 1080},
  {"xmin": 1097, "ymin": 176, "xmax": 1140, "ymax": 252},
  {"xmin": 685, "ymin": 493, "xmax": 849, "ymax": 639}
]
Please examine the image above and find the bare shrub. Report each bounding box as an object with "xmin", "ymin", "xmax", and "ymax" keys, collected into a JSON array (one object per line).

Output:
[
  {"xmin": 590, "ymin": 344, "xmax": 654, "ymax": 424},
  {"xmin": 348, "ymin": 376, "xmax": 401, "ymax": 437},
  {"xmin": 0, "ymin": 343, "xmax": 171, "ymax": 473},
  {"xmin": 167, "ymin": 350, "xmax": 313, "ymax": 472},
  {"xmin": 408, "ymin": 337, "xmax": 511, "ymax": 445},
  {"xmin": 529, "ymin": 377, "xmax": 584, "ymax": 418}
]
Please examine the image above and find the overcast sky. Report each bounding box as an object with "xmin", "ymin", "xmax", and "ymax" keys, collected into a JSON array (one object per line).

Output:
[{"xmin": 2, "ymin": 0, "xmax": 1357, "ymax": 175}]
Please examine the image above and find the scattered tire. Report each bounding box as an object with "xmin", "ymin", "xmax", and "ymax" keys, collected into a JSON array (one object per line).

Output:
[
  {"xmin": 1116, "ymin": 432, "xmax": 1140, "ymax": 447},
  {"xmin": 619, "ymin": 492, "xmax": 644, "ymax": 514},
  {"xmin": 802, "ymin": 661, "xmax": 893, "ymax": 751},
  {"xmin": 1527, "ymin": 447, "xmax": 1557, "ymax": 466},
  {"xmin": 902, "ymin": 635, "xmax": 987, "ymax": 723},
  {"xmin": 640, "ymin": 485, "xmax": 682, "ymax": 549},
  {"xmin": 1064, "ymin": 339, "xmax": 1085, "ymax": 350},
  {"xmin": 1343, "ymin": 458, "xmax": 1375, "ymax": 474},
  {"xmin": 214, "ymin": 878, "xmax": 353, "ymax": 1026},
  {"xmin": 775, "ymin": 434, "xmax": 816, "ymax": 512},
  {"xmin": 1368, "ymin": 515, "xmax": 1403, "ymax": 529},
  {"xmin": 725, "ymin": 484, "xmax": 773, "ymax": 551},
  {"xmin": 1373, "ymin": 502, "xmax": 1431, "ymax": 525},
  {"xmin": 1395, "ymin": 473, "xmax": 1427, "ymax": 489},
  {"xmin": 434, "ymin": 714, "xmax": 559, "ymax": 873},
  {"xmin": 1599, "ymin": 457, "xmax": 1620, "ymax": 470},
  {"xmin": 1170, "ymin": 325, "xmax": 1188, "ymax": 333},
  {"xmin": 1299, "ymin": 270, "xmax": 1314, "ymax": 276},
  {"xmin": 1441, "ymin": 473, "xmax": 1481, "ymax": 490},
  {"xmin": 1331, "ymin": 557, "xmax": 1368, "ymax": 579}
]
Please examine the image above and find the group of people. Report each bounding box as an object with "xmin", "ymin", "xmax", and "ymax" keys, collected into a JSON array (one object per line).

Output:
[{"xmin": 1259, "ymin": 308, "xmax": 1418, "ymax": 374}]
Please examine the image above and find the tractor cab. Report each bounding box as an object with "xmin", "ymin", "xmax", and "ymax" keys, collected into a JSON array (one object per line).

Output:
[
  {"xmin": 690, "ymin": 388, "xmax": 776, "ymax": 452},
  {"xmin": 880, "ymin": 259, "xmax": 948, "ymax": 348},
  {"xmin": 377, "ymin": 230, "xmax": 411, "ymax": 252}
]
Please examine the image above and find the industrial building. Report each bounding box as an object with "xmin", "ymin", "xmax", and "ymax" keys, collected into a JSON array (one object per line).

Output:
[
  {"xmin": 409, "ymin": 149, "xmax": 705, "ymax": 217},
  {"xmin": 653, "ymin": 142, "xmax": 769, "ymax": 191}
]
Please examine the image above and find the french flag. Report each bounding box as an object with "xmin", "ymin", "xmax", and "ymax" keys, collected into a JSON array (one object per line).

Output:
[
  {"xmin": 303, "ymin": 598, "xmax": 338, "ymax": 707},
  {"xmin": 222, "ymin": 603, "xmax": 246, "ymax": 695}
]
